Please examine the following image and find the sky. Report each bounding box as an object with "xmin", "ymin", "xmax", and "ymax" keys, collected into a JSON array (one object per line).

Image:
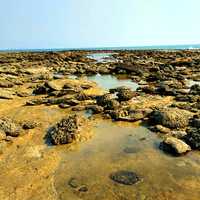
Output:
[{"xmin": 0, "ymin": 0, "xmax": 200, "ymax": 49}]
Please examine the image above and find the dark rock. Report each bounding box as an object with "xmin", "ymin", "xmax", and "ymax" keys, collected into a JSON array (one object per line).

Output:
[
  {"xmin": 190, "ymin": 115, "xmax": 200, "ymax": 128},
  {"xmin": 189, "ymin": 84, "xmax": 200, "ymax": 95},
  {"xmin": 49, "ymin": 114, "xmax": 87, "ymax": 145},
  {"xmin": 96, "ymin": 94, "xmax": 113, "ymax": 106},
  {"xmin": 110, "ymin": 170, "xmax": 140, "ymax": 185},
  {"xmin": 184, "ymin": 128, "xmax": 200, "ymax": 149},
  {"xmin": 116, "ymin": 88, "xmax": 136, "ymax": 101}
]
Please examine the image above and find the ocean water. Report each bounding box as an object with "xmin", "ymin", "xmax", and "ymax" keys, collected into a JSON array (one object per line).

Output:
[{"xmin": 1, "ymin": 44, "xmax": 200, "ymax": 52}]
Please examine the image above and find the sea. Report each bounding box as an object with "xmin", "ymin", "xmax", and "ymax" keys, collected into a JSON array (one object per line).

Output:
[{"xmin": 1, "ymin": 44, "xmax": 200, "ymax": 52}]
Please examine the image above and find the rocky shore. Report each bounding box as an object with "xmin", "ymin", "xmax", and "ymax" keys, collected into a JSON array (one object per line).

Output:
[{"xmin": 0, "ymin": 50, "xmax": 200, "ymax": 199}]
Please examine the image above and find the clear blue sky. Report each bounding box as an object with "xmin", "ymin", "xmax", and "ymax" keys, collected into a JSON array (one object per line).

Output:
[{"xmin": 0, "ymin": 0, "xmax": 200, "ymax": 49}]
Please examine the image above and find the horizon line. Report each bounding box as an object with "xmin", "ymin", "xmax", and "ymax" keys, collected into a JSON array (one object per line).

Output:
[{"xmin": 1, "ymin": 43, "xmax": 200, "ymax": 52}]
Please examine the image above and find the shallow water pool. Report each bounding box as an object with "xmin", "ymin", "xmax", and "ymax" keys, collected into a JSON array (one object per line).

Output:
[
  {"xmin": 87, "ymin": 74, "xmax": 138, "ymax": 91},
  {"xmin": 54, "ymin": 120, "xmax": 200, "ymax": 200}
]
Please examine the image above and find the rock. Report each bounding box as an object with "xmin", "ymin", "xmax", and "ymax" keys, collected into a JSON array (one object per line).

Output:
[
  {"xmin": 0, "ymin": 80, "xmax": 14, "ymax": 88},
  {"xmin": 45, "ymin": 81, "xmax": 62, "ymax": 91},
  {"xmin": 160, "ymin": 137, "xmax": 191, "ymax": 155},
  {"xmin": 190, "ymin": 115, "xmax": 200, "ymax": 128},
  {"xmin": 116, "ymin": 88, "xmax": 136, "ymax": 101},
  {"xmin": 110, "ymin": 170, "xmax": 140, "ymax": 185},
  {"xmin": 33, "ymin": 85, "xmax": 49, "ymax": 95},
  {"xmin": 22, "ymin": 121, "xmax": 38, "ymax": 129},
  {"xmin": 49, "ymin": 114, "xmax": 88, "ymax": 145},
  {"xmin": 183, "ymin": 128, "xmax": 200, "ymax": 149},
  {"xmin": 149, "ymin": 108, "xmax": 192, "ymax": 129},
  {"xmin": 117, "ymin": 110, "xmax": 146, "ymax": 122},
  {"xmin": 171, "ymin": 131, "xmax": 187, "ymax": 138},
  {"xmin": 0, "ymin": 118, "xmax": 22, "ymax": 137},
  {"xmin": 71, "ymin": 106, "xmax": 86, "ymax": 111},
  {"xmin": 26, "ymin": 99, "xmax": 47, "ymax": 106},
  {"xmin": 0, "ymin": 130, "xmax": 6, "ymax": 141},
  {"xmin": 86, "ymin": 105, "xmax": 104, "ymax": 114},
  {"xmin": 68, "ymin": 178, "xmax": 88, "ymax": 192},
  {"xmin": 0, "ymin": 90, "xmax": 15, "ymax": 99},
  {"xmin": 76, "ymin": 92, "xmax": 91, "ymax": 101},
  {"xmin": 155, "ymin": 125, "xmax": 171, "ymax": 134},
  {"xmin": 190, "ymin": 84, "xmax": 200, "ymax": 95},
  {"xmin": 59, "ymin": 103, "xmax": 70, "ymax": 109},
  {"xmin": 108, "ymin": 109, "xmax": 129, "ymax": 120},
  {"xmin": 104, "ymin": 99, "xmax": 120, "ymax": 110},
  {"xmin": 96, "ymin": 94, "xmax": 113, "ymax": 106}
]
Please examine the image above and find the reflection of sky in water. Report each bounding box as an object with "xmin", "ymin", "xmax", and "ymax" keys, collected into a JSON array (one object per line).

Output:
[
  {"xmin": 88, "ymin": 74, "xmax": 138, "ymax": 91},
  {"xmin": 87, "ymin": 53, "xmax": 116, "ymax": 63}
]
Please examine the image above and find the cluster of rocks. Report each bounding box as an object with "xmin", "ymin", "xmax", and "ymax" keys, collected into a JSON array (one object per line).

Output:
[{"xmin": 0, "ymin": 50, "xmax": 200, "ymax": 156}]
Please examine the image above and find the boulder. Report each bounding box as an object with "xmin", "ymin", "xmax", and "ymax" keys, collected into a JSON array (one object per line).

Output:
[
  {"xmin": 49, "ymin": 114, "xmax": 88, "ymax": 145},
  {"xmin": 149, "ymin": 108, "xmax": 192, "ymax": 129}
]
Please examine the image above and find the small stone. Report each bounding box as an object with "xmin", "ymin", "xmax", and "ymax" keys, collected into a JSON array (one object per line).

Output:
[
  {"xmin": 124, "ymin": 147, "xmax": 138, "ymax": 154},
  {"xmin": 110, "ymin": 170, "xmax": 140, "ymax": 185}
]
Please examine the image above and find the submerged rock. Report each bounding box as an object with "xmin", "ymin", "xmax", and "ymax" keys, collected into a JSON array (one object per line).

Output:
[
  {"xmin": 110, "ymin": 170, "xmax": 140, "ymax": 185},
  {"xmin": 160, "ymin": 137, "xmax": 191, "ymax": 155},
  {"xmin": 48, "ymin": 114, "xmax": 89, "ymax": 145}
]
